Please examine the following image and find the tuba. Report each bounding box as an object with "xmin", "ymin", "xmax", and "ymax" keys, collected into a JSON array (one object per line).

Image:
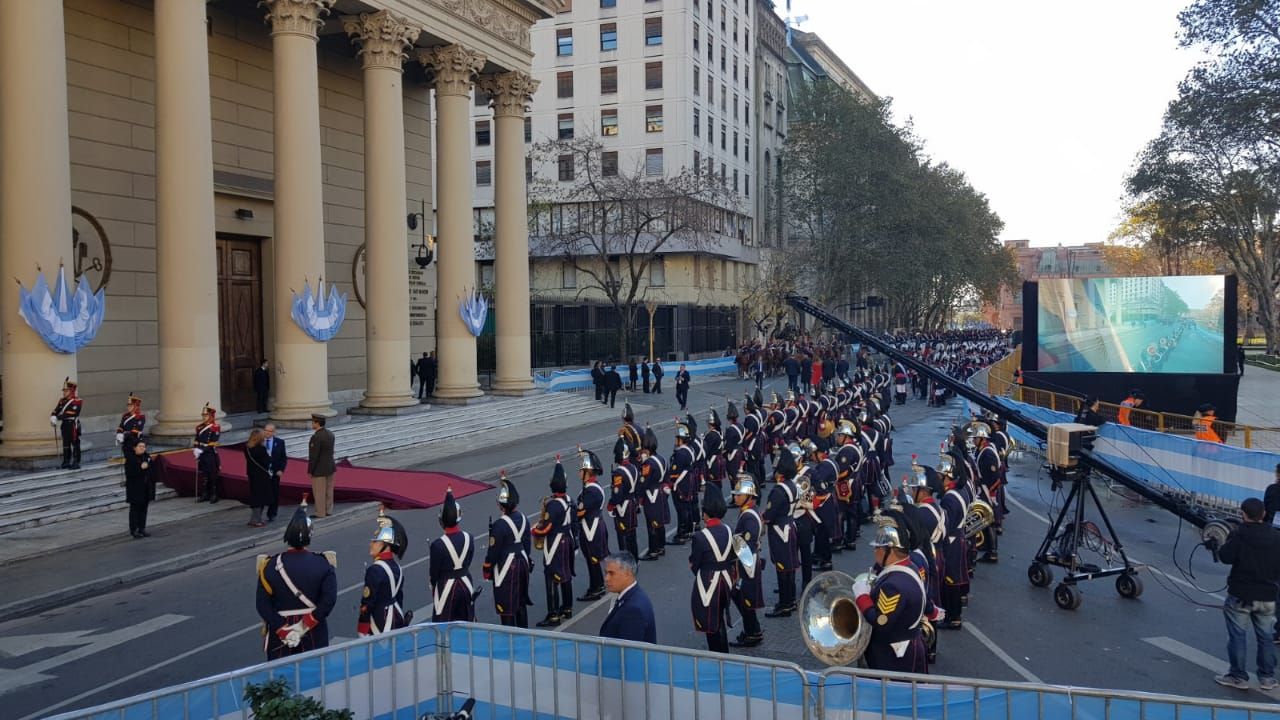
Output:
[
  {"xmin": 795, "ymin": 476, "xmax": 815, "ymax": 512},
  {"xmin": 732, "ymin": 533, "xmax": 757, "ymax": 581},
  {"xmin": 533, "ymin": 496, "xmax": 551, "ymax": 551},
  {"xmin": 799, "ymin": 570, "xmax": 874, "ymax": 666},
  {"xmin": 961, "ymin": 498, "xmax": 995, "ymax": 543}
]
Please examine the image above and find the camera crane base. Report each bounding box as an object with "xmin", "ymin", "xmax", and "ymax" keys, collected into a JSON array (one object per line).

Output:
[{"xmin": 1028, "ymin": 465, "xmax": 1144, "ymax": 610}]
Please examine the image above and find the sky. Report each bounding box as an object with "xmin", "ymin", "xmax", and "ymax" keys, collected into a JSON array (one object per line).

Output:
[{"xmin": 785, "ymin": 0, "xmax": 1205, "ymax": 248}]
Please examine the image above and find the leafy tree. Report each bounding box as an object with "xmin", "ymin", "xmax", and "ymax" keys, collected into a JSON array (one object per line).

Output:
[
  {"xmin": 243, "ymin": 678, "xmax": 353, "ymax": 720},
  {"xmin": 528, "ymin": 136, "xmax": 733, "ymax": 360}
]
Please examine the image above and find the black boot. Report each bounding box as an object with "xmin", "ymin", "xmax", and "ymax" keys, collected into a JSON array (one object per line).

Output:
[{"xmin": 536, "ymin": 583, "xmax": 561, "ymax": 627}]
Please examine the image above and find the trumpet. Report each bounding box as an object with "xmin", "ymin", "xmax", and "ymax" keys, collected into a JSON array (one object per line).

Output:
[
  {"xmin": 533, "ymin": 496, "xmax": 550, "ymax": 551},
  {"xmin": 799, "ymin": 570, "xmax": 875, "ymax": 666}
]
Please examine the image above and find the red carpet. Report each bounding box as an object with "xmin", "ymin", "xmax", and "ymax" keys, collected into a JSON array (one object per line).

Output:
[{"xmin": 154, "ymin": 444, "xmax": 490, "ymax": 509}]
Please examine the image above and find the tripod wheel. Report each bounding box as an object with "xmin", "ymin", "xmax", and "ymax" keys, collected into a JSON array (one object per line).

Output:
[
  {"xmin": 1028, "ymin": 562, "xmax": 1053, "ymax": 588},
  {"xmin": 1054, "ymin": 583, "xmax": 1083, "ymax": 610},
  {"xmin": 1116, "ymin": 572, "xmax": 1143, "ymax": 599}
]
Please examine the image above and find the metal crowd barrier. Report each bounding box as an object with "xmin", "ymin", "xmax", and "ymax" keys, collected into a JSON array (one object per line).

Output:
[{"xmin": 47, "ymin": 622, "xmax": 1280, "ymax": 720}]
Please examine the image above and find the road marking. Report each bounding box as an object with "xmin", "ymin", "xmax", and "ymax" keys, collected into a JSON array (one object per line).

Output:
[
  {"xmin": 1004, "ymin": 492, "xmax": 1225, "ymax": 601},
  {"xmin": 1, "ymin": 614, "xmax": 189, "ymax": 695},
  {"xmin": 964, "ymin": 621, "xmax": 1043, "ymax": 684},
  {"xmin": 1142, "ymin": 636, "xmax": 1280, "ymax": 698},
  {"xmin": 557, "ymin": 595, "xmax": 611, "ymax": 631},
  {"xmin": 0, "ymin": 629, "xmax": 94, "ymax": 659}
]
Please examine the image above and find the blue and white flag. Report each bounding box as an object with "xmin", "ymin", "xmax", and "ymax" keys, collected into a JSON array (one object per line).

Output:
[
  {"xmin": 290, "ymin": 277, "xmax": 347, "ymax": 342},
  {"xmin": 17, "ymin": 265, "xmax": 105, "ymax": 354},
  {"xmin": 459, "ymin": 288, "xmax": 488, "ymax": 337}
]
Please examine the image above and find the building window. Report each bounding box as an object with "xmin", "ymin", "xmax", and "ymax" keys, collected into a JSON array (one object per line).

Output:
[
  {"xmin": 733, "ymin": 169, "xmax": 738, "ymax": 192},
  {"xmin": 707, "ymin": 35, "xmax": 713, "ymax": 61},
  {"xmin": 475, "ymin": 160, "xmax": 492, "ymax": 186},
  {"xmin": 720, "ymin": 46, "xmax": 726, "ymax": 72},
  {"xmin": 646, "ymin": 105, "xmax": 663, "ymax": 133},
  {"xmin": 693, "ymin": 107, "xmax": 701, "ymax": 136},
  {"xmin": 693, "ymin": 24, "xmax": 700, "ymax": 51},
  {"xmin": 600, "ymin": 66, "xmax": 618, "ymax": 94},
  {"xmin": 721, "ymin": 123, "xmax": 726, "ymax": 150},
  {"xmin": 744, "ymin": 137, "xmax": 749, "ymax": 161},
  {"xmin": 744, "ymin": 173, "xmax": 750, "ymax": 197},
  {"xmin": 645, "ymin": 17, "xmax": 663, "ymax": 46},
  {"xmin": 744, "ymin": 101, "xmax": 750, "ymax": 123},
  {"xmin": 562, "ymin": 263, "xmax": 577, "ymax": 289},
  {"xmin": 558, "ymin": 154, "xmax": 574, "ymax": 182},
  {"xmin": 602, "ymin": 151, "xmax": 619, "ymax": 177},
  {"xmin": 693, "ymin": 67, "xmax": 700, "ymax": 95},
  {"xmin": 707, "ymin": 75, "xmax": 713, "ymax": 103},
  {"xmin": 645, "ymin": 148, "xmax": 663, "ymax": 176},
  {"xmin": 733, "ymin": 93, "xmax": 738, "ymax": 120},
  {"xmin": 600, "ymin": 23, "xmax": 617, "ymax": 51},
  {"xmin": 556, "ymin": 71, "xmax": 573, "ymax": 98},
  {"xmin": 732, "ymin": 57, "xmax": 738, "ymax": 81},
  {"xmin": 720, "ymin": 4, "xmax": 726, "ymax": 31},
  {"xmin": 556, "ymin": 28, "xmax": 573, "ymax": 56},
  {"xmin": 601, "ymin": 109, "xmax": 618, "ymax": 135},
  {"xmin": 650, "ymin": 257, "xmax": 666, "ymax": 287},
  {"xmin": 525, "ymin": 157, "xmax": 533, "ymax": 183},
  {"xmin": 732, "ymin": 131, "xmax": 738, "ymax": 156},
  {"xmin": 694, "ymin": 150, "xmax": 701, "ymax": 175},
  {"xmin": 558, "ymin": 113, "xmax": 574, "ymax": 140},
  {"xmin": 524, "ymin": 117, "xmax": 532, "ymax": 143},
  {"xmin": 721, "ymin": 163, "xmax": 726, "ymax": 181},
  {"xmin": 721, "ymin": 83, "xmax": 727, "ymax": 111},
  {"xmin": 600, "ymin": 0, "xmax": 616, "ymax": 7},
  {"xmin": 474, "ymin": 90, "xmax": 490, "ymax": 108},
  {"xmin": 707, "ymin": 113, "xmax": 713, "ymax": 141},
  {"xmin": 645, "ymin": 62, "xmax": 662, "ymax": 90},
  {"xmin": 475, "ymin": 120, "xmax": 491, "ymax": 146},
  {"xmin": 707, "ymin": 157, "xmax": 714, "ymax": 176}
]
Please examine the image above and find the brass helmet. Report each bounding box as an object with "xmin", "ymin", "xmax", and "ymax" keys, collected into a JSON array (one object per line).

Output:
[
  {"xmin": 675, "ymin": 422, "xmax": 692, "ymax": 440},
  {"xmin": 905, "ymin": 455, "xmax": 931, "ymax": 491},
  {"xmin": 869, "ymin": 523, "xmax": 906, "ymax": 550},
  {"xmin": 937, "ymin": 454, "xmax": 956, "ymax": 478},
  {"xmin": 731, "ymin": 472, "xmax": 758, "ymax": 498},
  {"xmin": 834, "ymin": 419, "xmax": 858, "ymax": 440},
  {"xmin": 787, "ymin": 443, "xmax": 806, "ymax": 463}
]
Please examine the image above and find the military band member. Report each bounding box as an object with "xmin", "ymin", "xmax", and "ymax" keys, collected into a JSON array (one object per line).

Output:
[
  {"xmin": 619, "ymin": 403, "xmax": 642, "ymax": 453},
  {"xmin": 668, "ymin": 422, "xmax": 700, "ymax": 543},
  {"xmin": 937, "ymin": 456, "xmax": 969, "ymax": 629},
  {"xmin": 703, "ymin": 409, "xmax": 725, "ymax": 490},
  {"xmin": 52, "ymin": 378, "xmax": 83, "ymax": 469},
  {"xmin": 764, "ymin": 393, "xmax": 786, "ymax": 458},
  {"xmin": 903, "ymin": 459, "xmax": 945, "ymax": 613},
  {"xmin": 782, "ymin": 392, "xmax": 802, "ymax": 444},
  {"xmin": 859, "ymin": 409, "xmax": 887, "ymax": 516},
  {"xmin": 973, "ymin": 426, "xmax": 1002, "ymax": 563},
  {"xmin": 256, "ymin": 500, "xmax": 337, "ymax": 659},
  {"xmin": 638, "ymin": 427, "xmax": 670, "ymax": 561},
  {"xmin": 742, "ymin": 391, "xmax": 766, "ymax": 486},
  {"xmin": 832, "ymin": 420, "xmax": 864, "ymax": 549},
  {"xmin": 763, "ymin": 449, "xmax": 800, "ymax": 618},
  {"xmin": 989, "ymin": 415, "xmax": 1012, "ymax": 516},
  {"xmin": 730, "ymin": 473, "xmax": 765, "ymax": 647},
  {"xmin": 194, "ymin": 403, "xmax": 221, "ymax": 503},
  {"xmin": 852, "ymin": 523, "xmax": 941, "ymax": 673},
  {"xmin": 358, "ymin": 508, "xmax": 409, "ymax": 636},
  {"xmin": 809, "ymin": 441, "xmax": 840, "ymax": 570},
  {"xmin": 608, "ymin": 437, "xmax": 641, "ymax": 561},
  {"xmin": 484, "ymin": 473, "xmax": 532, "ymax": 628},
  {"xmin": 532, "ymin": 457, "xmax": 576, "ymax": 627},
  {"xmin": 690, "ymin": 488, "xmax": 735, "ymax": 653},
  {"xmin": 790, "ymin": 443, "xmax": 818, "ymax": 589},
  {"xmin": 576, "ymin": 449, "xmax": 610, "ymax": 601},
  {"xmin": 116, "ymin": 393, "xmax": 145, "ymax": 455},
  {"xmin": 723, "ymin": 401, "xmax": 744, "ymax": 473},
  {"xmin": 429, "ymin": 488, "xmax": 476, "ymax": 622}
]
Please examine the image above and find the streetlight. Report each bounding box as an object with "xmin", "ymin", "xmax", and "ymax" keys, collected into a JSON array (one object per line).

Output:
[
  {"xmin": 406, "ymin": 200, "xmax": 435, "ymax": 269},
  {"xmin": 645, "ymin": 300, "xmax": 659, "ymax": 362}
]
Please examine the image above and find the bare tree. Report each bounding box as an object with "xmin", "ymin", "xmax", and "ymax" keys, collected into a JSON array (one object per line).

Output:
[
  {"xmin": 528, "ymin": 136, "xmax": 734, "ymax": 360},
  {"xmin": 740, "ymin": 247, "xmax": 802, "ymax": 341}
]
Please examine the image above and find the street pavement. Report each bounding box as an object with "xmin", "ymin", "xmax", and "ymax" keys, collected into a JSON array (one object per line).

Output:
[{"xmin": 2, "ymin": 374, "xmax": 1277, "ymax": 718}]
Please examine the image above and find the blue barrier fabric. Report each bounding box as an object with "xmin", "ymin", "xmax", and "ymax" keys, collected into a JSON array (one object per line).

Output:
[{"xmin": 534, "ymin": 357, "xmax": 737, "ymax": 392}]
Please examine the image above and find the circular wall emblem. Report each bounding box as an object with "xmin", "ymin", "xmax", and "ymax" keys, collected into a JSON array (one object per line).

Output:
[
  {"xmin": 352, "ymin": 243, "xmax": 367, "ymax": 309},
  {"xmin": 71, "ymin": 206, "xmax": 112, "ymax": 293}
]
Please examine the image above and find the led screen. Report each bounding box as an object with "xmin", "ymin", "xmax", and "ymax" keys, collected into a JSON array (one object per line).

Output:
[{"xmin": 1036, "ymin": 275, "xmax": 1226, "ymax": 373}]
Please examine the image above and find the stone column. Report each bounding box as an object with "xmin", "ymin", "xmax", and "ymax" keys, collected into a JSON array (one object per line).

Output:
[
  {"xmin": 418, "ymin": 45, "xmax": 485, "ymax": 401},
  {"xmin": 344, "ymin": 11, "xmax": 420, "ymax": 411},
  {"xmin": 479, "ymin": 71, "xmax": 539, "ymax": 395},
  {"xmin": 151, "ymin": 0, "xmax": 222, "ymax": 437},
  {"xmin": 264, "ymin": 0, "xmax": 335, "ymax": 423},
  {"xmin": 0, "ymin": 0, "xmax": 77, "ymax": 459}
]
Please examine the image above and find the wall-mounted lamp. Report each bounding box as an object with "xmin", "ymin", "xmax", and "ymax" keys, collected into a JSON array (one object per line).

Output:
[
  {"xmin": 235, "ymin": 208, "xmax": 254, "ymax": 220},
  {"xmin": 407, "ymin": 199, "xmax": 435, "ymax": 269}
]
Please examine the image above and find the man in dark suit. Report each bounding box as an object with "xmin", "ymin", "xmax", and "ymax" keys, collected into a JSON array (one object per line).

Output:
[
  {"xmin": 598, "ymin": 551, "xmax": 656, "ymax": 644},
  {"xmin": 416, "ymin": 352, "xmax": 437, "ymax": 400},
  {"xmin": 264, "ymin": 423, "xmax": 288, "ymax": 522},
  {"xmin": 253, "ymin": 360, "xmax": 270, "ymax": 413},
  {"xmin": 307, "ymin": 414, "xmax": 337, "ymax": 518},
  {"xmin": 604, "ymin": 364, "xmax": 623, "ymax": 408}
]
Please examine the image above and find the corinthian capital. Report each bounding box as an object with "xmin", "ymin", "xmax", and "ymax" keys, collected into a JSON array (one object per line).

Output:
[
  {"xmin": 478, "ymin": 71, "xmax": 540, "ymax": 118},
  {"xmin": 343, "ymin": 11, "xmax": 421, "ymax": 71},
  {"xmin": 417, "ymin": 45, "xmax": 487, "ymax": 98},
  {"xmin": 262, "ymin": 0, "xmax": 334, "ymax": 40}
]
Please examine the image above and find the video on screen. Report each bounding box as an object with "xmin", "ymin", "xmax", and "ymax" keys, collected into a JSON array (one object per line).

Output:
[{"xmin": 1036, "ymin": 275, "xmax": 1226, "ymax": 374}]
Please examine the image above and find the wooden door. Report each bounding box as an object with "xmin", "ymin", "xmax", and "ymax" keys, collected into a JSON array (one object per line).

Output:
[{"xmin": 216, "ymin": 236, "xmax": 264, "ymax": 413}]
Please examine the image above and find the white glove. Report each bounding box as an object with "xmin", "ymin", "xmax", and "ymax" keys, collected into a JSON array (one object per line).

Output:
[
  {"xmin": 50, "ymin": 415, "xmax": 58, "ymax": 427},
  {"xmin": 192, "ymin": 448, "xmax": 203, "ymax": 459},
  {"xmin": 282, "ymin": 622, "xmax": 306, "ymax": 648},
  {"xmin": 115, "ymin": 433, "xmax": 125, "ymax": 444},
  {"xmin": 852, "ymin": 576, "xmax": 872, "ymax": 598}
]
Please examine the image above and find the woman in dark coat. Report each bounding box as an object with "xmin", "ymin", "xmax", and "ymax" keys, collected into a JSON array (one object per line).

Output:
[
  {"xmin": 124, "ymin": 441, "xmax": 154, "ymax": 538},
  {"xmin": 244, "ymin": 428, "xmax": 272, "ymax": 528}
]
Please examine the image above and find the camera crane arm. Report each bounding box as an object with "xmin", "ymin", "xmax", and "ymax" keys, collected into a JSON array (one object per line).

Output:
[{"xmin": 785, "ymin": 294, "xmax": 1221, "ymax": 531}]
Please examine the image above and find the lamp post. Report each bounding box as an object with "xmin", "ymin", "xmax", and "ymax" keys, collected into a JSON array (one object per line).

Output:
[{"xmin": 646, "ymin": 300, "xmax": 659, "ymax": 362}]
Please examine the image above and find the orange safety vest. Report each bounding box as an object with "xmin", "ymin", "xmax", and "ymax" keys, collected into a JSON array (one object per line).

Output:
[
  {"xmin": 1117, "ymin": 398, "xmax": 1134, "ymax": 426},
  {"xmin": 1195, "ymin": 415, "xmax": 1221, "ymax": 443}
]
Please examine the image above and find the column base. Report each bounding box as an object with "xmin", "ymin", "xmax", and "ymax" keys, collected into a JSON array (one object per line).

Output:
[
  {"xmin": 428, "ymin": 393, "xmax": 491, "ymax": 406},
  {"xmin": 358, "ymin": 392, "xmax": 419, "ymax": 410},
  {"xmin": 269, "ymin": 403, "xmax": 338, "ymax": 429},
  {"xmin": 489, "ymin": 379, "xmax": 540, "ymax": 397},
  {"xmin": 349, "ymin": 403, "xmax": 433, "ymax": 417},
  {"xmin": 431, "ymin": 382, "xmax": 484, "ymax": 402}
]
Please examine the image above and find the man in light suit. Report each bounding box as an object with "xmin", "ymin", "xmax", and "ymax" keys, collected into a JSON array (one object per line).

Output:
[
  {"xmin": 598, "ymin": 551, "xmax": 656, "ymax": 644},
  {"xmin": 264, "ymin": 423, "xmax": 288, "ymax": 522}
]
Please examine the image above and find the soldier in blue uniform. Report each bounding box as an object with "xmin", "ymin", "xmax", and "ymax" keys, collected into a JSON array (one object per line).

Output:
[
  {"xmin": 51, "ymin": 378, "xmax": 83, "ymax": 469},
  {"xmin": 852, "ymin": 523, "xmax": 942, "ymax": 673},
  {"xmin": 790, "ymin": 443, "xmax": 818, "ymax": 589},
  {"xmin": 115, "ymin": 393, "xmax": 145, "ymax": 455},
  {"xmin": 858, "ymin": 409, "xmax": 887, "ymax": 518},
  {"xmin": 193, "ymin": 403, "xmax": 221, "ymax": 503},
  {"xmin": 973, "ymin": 424, "xmax": 1003, "ymax": 563},
  {"xmin": 429, "ymin": 488, "xmax": 476, "ymax": 622},
  {"xmin": 668, "ymin": 421, "xmax": 699, "ymax": 543},
  {"xmin": 988, "ymin": 415, "xmax": 1012, "ymax": 516},
  {"xmin": 484, "ymin": 473, "xmax": 532, "ymax": 628},
  {"xmin": 742, "ymin": 391, "xmax": 766, "ymax": 487},
  {"xmin": 575, "ymin": 449, "xmax": 610, "ymax": 601},
  {"xmin": 723, "ymin": 402, "xmax": 744, "ymax": 474},
  {"xmin": 729, "ymin": 472, "xmax": 765, "ymax": 647},
  {"xmin": 638, "ymin": 426, "xmax": 670, "ymax": 561},
  {"xmin": 256, "ymin": 499, "xmax": 337, "ymax": 659},
  {"xmin": 690, "ymin": 486, "xmax": 734, "ymax": 653},
  {"xmin": 763, "ymin": 449, "xmax": 799, "ymax": 618},
  {"xmin": 532, "ymin": 457, "xmax": 576, "ymax": 626},
  {"xmin": 808, "ymin": 441, "xmax": 840, "ymax": 571},
  {"xmin": 937, "ymin": 455, "xmax": 969, "ymax": 630},
  {"xmin": 608, "ymin": 437, "xmax": 641, "ymax": 560},
  {"xmin": 703, "ymin": 409, "xmax": 725, "ymax": 491},
  {"xmin": 619, "ymin": 403, "xmax": 642, "ymax": 452},
  {"xmin": 903, "ymin": 459, "xmax": 945, "ymax": 614},
  {"xmin": 832, "ymin": 420, "xmax": 863, "ymax": 550},
  {"xmin": 357, "ymin": 507, "xmax": 409, "ymax": 636}
]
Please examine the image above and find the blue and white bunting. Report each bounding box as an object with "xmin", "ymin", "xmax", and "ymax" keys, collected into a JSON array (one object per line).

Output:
[
  {"xmin": 16, "ymin": 265, "xmax": 105, "ymax": 354},
  {"xmin": 459, "ymin": 288, "xmax": 488, "ymax": 337},
  {"xmin": 290, "ymin": 277, "xmax": 348, "ymax": 342}
]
